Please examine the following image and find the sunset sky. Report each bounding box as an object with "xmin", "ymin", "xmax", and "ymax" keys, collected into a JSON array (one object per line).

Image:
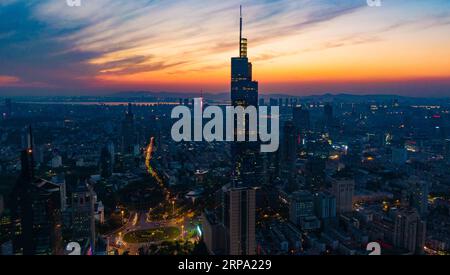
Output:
[{"xmin": 1, "ymin": 0, "xmax": 450, "ymax": 96}]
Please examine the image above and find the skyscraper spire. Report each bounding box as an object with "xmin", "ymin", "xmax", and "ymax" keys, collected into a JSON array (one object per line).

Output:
[
  {"xmin": 239, "ymin": 5, "xmax": 242, "ymax": 56},
  {"xmin": 239, "ymin": 6, "xmax": 247, "ymax": 58}
]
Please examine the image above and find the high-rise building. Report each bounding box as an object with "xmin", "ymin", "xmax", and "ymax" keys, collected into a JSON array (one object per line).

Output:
[
  {"xmin": 313, "ymin": 192, "xmax": 337, "ymax": 220},
  {"xmin": 10, "ymin": 127, "xmax": 63, "ymax": 255},
  {"xmin": 289, "ymin": 191, "xmax": 321, "ymax": 231},
  {"xmin": 52, "ymin": 173, "xmax": 67, "ymax": 211},
  {"xmin": 332, "ymin": 178, "xmax": 354, "ymax": 214},
  {"xmin": 305, "ymin": 157, "xmax": 326, "ymax": 192},
  {"xmin": 222, "ymin": 185, "xmax": 256, "ymax": 255},
  {"xmin": 281, "ymin": 121, "xmax": 297, "ymax": 190},
  {"xmin": 100, "ymin": 146, "xmax": 113, "ymax": 179},
  {"xmin": 121, "ymin": 103, "xmax": 136, "ymax": 155},
  {"xmin": 231, "ymin": 6, "xmax": 258, "ymax": 108},
  {"xmin": 324, "ymin": 103, "xmax": 333, "ymax": 128},
  {"xmin": 71, "ymin": 182, "xmax": 96, "ymax": 253},
  {"xmin": 293, "ymin": 106, "xmax": 310, "ymax": 133},
  {"xmin": 393, "ymin": 208, "xmax": 426, "ymax": 254},
  {"xmin": 230, "ymin": 6, "xmax": 261, "ymax": 186},
  {"xmin": 201, "ymin": 210, "xmax": 226, "ymax": 255}
]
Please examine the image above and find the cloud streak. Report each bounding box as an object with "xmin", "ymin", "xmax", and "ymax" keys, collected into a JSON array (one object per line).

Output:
[{"xmin": 0, "ymin": 0, "xmax": 449, "ymax": 95}]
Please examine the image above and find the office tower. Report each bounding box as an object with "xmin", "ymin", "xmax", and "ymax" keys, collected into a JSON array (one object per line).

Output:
[
  {"xmin": 222, "ymin": 185, "xmax": 256, "ymax": 255},
  {"xmin": 408, "ymin": 177, "xmax": 429, "ymax": 217},
  {"xmin": 394, "ymin": 208, "xmax": 426, "ymax": 254},
  {"xmin": 231, "ymin": 6, "xmax": 258, "ymax": 107},
  {"xmin": 201, "ymin": 210, "xmax": 226, "ymax": 255},
  {"xmin": 293, "ymin": 106, "xmax": 310, "ymax": 133},
  {"xmin": 121, "ymin": 103, "xmax": 136, "ymax": 155},
  {"xmin": 100, "ymin": 146, "xmax": 113, "ymax": 179},
  {"xmin": 230, "ymin": 6, "xmax": 260, "ymax": 186},
  {"xmin": 282, "ymin": 121, "xmax": 297, "ymax": 162},
  {"xmin": 10, "ymin": 127, "xmax": 63, "ymax": 255},
  {"xmin": 332, "ymin": 178, "xmax": 354, "ymax": 214},
  {"xmin": 392, "ymin": 147, "xmax": 408, "ymax": 165},
  {"xmin": 52, "ymin": 173, "xmax": 67, "ymax": 211},
  {"xmin": 71, "ymin": 182, "xmax": 96, "ymax": 253},
  {"xmin": 305, "ymin": 157, "xmax": 326, "ymax": 192},
  {"xmin": 281, "ymin": 121, "xmax": 297, "ymax": 190},
  {"xmin": 289, "ymin": 191, "xmax": 321, "ymax": 231},
  {"xmin": 313, "ymin": 192, "xmax": 337, "ymax": 220},
  {"xmin": 324, "ymin": 103, "xmax": 333, "ymax": 128}
]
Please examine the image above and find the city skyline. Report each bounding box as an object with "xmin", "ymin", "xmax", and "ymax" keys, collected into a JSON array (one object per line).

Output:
[
  {"xmin": 1, "ymin": 0, "xmax": 450, "ymax": 96},
  {"xmin": 2, "ymin": 3, "xmax": 450, "ymax": 255}
]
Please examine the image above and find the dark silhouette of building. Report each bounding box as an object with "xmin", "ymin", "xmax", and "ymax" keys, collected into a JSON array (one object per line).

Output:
[
  {"xmin": 293, "ymin": 105, "xmax": 310, "ymax": 133},
  {"xmin": 71, "ymin": 181, "xmax": 96, "ymax": 253},
  {"xmin": 231, "ymin": 6, "xmax": 258, "ymax": 107},
  {"xmin": 121, "ymin": 103, "xmax": 136, "ymax": 155},
  {"xmin": 281, "ymin": 121, "xmax": 297, "ymax": 190},
  {"xmin": 305, "ymin": 157, "xmax": 326, "ymax": 192},
  {"xmin": 10, "ymin": 127, "xmax": 63, "ymax": 255},
  {"xmin": 99, "ymin": 146, "xmax": 113, "ymax": 178},
  {"xmin": 324, "ymin": 103, "xmax": 333, "ymax": 128},
  {"xmin": 222, "ymin": 185, "xmax": 256, "ymax": 255},
  {"xmin": 230, "ymin": 6, "xmax": 262, "ymax": 186},
  {"xmin": 393, "ymin": 208, "xmax": 426, "ymax": 254}
]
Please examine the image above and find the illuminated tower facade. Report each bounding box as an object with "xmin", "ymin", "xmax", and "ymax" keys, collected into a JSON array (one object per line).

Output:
[
  {"xmin": 231, "ymin": 6, "xmax": 258, "ymax": 107},
  {"xmin": 230, "ymin": 6, "xmax": 261, "ymax": 187}
]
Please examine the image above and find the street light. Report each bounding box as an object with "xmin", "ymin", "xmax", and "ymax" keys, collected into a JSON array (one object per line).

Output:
[{"xmin": 171, "ymin": 200, "xmax": 175, "ymax": 216}]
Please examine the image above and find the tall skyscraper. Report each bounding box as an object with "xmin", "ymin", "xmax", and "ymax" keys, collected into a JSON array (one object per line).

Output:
[
  {"xmin": 10, "ymin": 127, "xmax": 63, "ymax": 255},
  {"xmin": 305, "ymin": 157, "xmax": 326, "ymax": 192},
  {"xmin": 222, "ymin": 185, "xmax": 256, "ymax": 255},
  {"xmin": 230, "ymin": 6, "xmax": 261, "ymax": 186},
  {"xmin": 231, "ymin": 6, "xmax": 258, "ymax": 108},
  {"xmin": 293, "ymin": 105, "xmax": 311, "ymax": 133},
  {"xmin": 100, "ymin": 146, "xmax": 113, "ymax": 179},
  {"xmin": 121, "ymin": 103, "xmax": 136, "ymax": 155},
  {"xmin": 394, "ymin": 208, "xmax": 426, "ymax": 254},
  {"xmin": 332, "ymin": 178, "xmax": 354, "ymax": 214},
  {"xmin": 281, "ymin": 121, "xmax": 297, "ymax": 190},
  {"xmin": 71, "ymin": 182, "xmax": 96, "ymax": 253},
  {"xmin": 324, "ymin": 103, "xmax": 333, "ymax": 128},
  {"xmin": 289, "ymin": 191, "xmax": 321, "ymax": 231}
]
